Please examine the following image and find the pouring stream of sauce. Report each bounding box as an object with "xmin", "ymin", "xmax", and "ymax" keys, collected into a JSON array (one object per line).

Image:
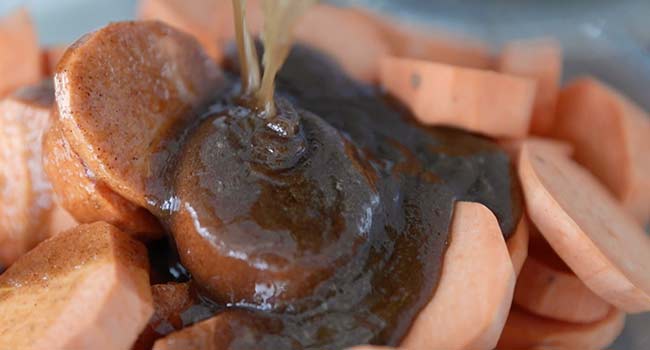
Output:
[{"xmin": 144, "ymin": 2, "xmax": 522, "ymax": 348}]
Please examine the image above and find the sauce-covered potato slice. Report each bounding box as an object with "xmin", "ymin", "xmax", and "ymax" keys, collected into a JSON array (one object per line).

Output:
[
  {"xmin": 54, "ymin": 21, "xmax": 223, "ymax": 207},
  {"xmin": 401, "ymin": 202, "xmax": 516, "ymax": 350}
]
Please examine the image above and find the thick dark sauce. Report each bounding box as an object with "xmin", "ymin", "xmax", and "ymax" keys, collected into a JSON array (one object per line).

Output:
[{"xmin": 144, "ymin": 45, "xmax": 521, "ymax": 349}]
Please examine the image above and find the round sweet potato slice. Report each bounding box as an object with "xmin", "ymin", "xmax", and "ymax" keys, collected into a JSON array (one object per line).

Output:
[
  {"xmin": 514, "ymin": 232, "xmax": 611, "ymax": 323},
  {"xmin": 496, "ymin": 306, "xmax": 625, "ymax": 350},
  {"xmin": 43, "ymin": 117, "xmax": 163, "ymax": 239},
  {"xmin": 0, "ymin": 82, "xmax": 56, "ymax": 265},
  {"xmin": 507, "ymin": 213, "xmax": 529, "ymax": 277},
  {"xmin": 400, "ymin": 201, "xmax": 516, "ymax": 350},
  {"xmin": 54, "ymin": 21, "xmax": 223, "ymax": 207},
  {"xmin": 0, "ymin": 8, "xmax": 41, "ymax": 97},
  {"xmin": 519, "ymin": 140, "xmax": 650, "ymax": 312}
]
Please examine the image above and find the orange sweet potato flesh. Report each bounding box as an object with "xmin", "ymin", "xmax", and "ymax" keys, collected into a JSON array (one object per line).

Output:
[
  {"xmin": 355, "ymin": 8, "xmax": 493, "ymax": 70},
  {"xmin": 42, "ymin": 45, "xmax": 68, "ymax": 76},
  {"xmin": 54, "ymin": 21, "xmax": 224, "ymax": 207},
  {"xmin": 553, "ymin": 77, "xmax": 650, "ymax": 225},
  {"xmin": 401, "ymin": 201, "xmax": 515, "ymax": 350},
  {"xmin": 0, "ymin": 82, "xmax": 58, "ymax": 265},
  {"xmin": 152, "ymin": 309, "xmax": 297, "ymax": 350},
  {"xmin": 499, "ymin": 137, "xmax": 573, "ymax": 165},
  {"xmin": 43, "ymin": 117, "xmax": 163, "ymax": 239},
  {"xmin": 380, "ymin": 57, "xmax": 536, "ymax": 138},
  {"xmin": 514, "ymin": 231, "xmax": 611, "ymax": 323},
  {"xmin": 140, "ymin": 0, "xmax": 493, "ymax": 82},
  {"xmin": 496, "ymin": 306, "xmax": 625, "ymax": 350},
  {"xmin": 498, "ymin": 38, "xmax": 562, "ymax": 135},
  {"xmin": 139, "ymin": 0, "xmax": 225, "ymax": 62},
  {"xmin": 0, "ymin": 222, "xmax": 153, "ymax": 350},
  {"xmin": 507, "ymin": 213, "xmax": 529, "ymax": 277},
  {"xmin": 133, "ymin": 282, "xmax": 197, "ymax": 350},
  {"xmin": 140, "ymin": 0, "xmax": 391, "ymax": 82},
  {"xmin": 0, "ymin": 8, "xmax": 41, "ymax": 97},
  {"xmin": 519, "ymin": 139, "xmax": 650, "ymax": 313}
]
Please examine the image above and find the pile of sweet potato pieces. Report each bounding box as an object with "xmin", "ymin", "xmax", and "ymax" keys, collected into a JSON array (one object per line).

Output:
[{"xmin": 0, "ymin": 1, "xmax": 649, "ymax": 349}]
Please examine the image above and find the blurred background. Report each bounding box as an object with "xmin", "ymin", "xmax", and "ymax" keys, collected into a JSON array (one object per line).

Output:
[{"xmin": 0, "ymin": 0, "xmax": 649, "ymax": 348}]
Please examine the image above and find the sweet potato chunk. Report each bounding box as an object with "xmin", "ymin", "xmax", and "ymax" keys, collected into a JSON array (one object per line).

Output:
[
  {"xmin": 498, "ymin": 38, "xmax": 562, "ymax": 135},
  {"xmin": 519, "ymin": 140, "xmax": 650, "ymax": 312},
  {"xmin": 0, "ymin": 222, "xmax": 153, "ymax": 350},
  {"xmin": 380, "ymin": 57, "xmax": 536, "ymax": 138},
  {"xmin": 54, "ymin": 21, "xmax": 223, "ymax": 207},
  {"xmin": 497, "ymin": 306, "xmax": 625, "ymax": 350},
  {"xmin": 514, "ymin": 232, "xmax": 611, "ymax": 323},
  {"xmin": 0, "ymin": 8, "xmax": 41, "ymax": 97},
  {"xmin": 0, "ymin": 82, "xmax": 57, "ymax": 265},
  {"xmin": 43, "ymin": 117, "xmax": 163, "ymax": 239},
  {"xmin": 553, "ymin": 77, "xmax": 650, "ymax": 225},
  {"xmin": 401, "ymin": 202, "xmax": 515, "ymax": 350}
]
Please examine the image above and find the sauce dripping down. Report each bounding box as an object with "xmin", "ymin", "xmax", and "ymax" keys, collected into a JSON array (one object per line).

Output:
[{"xmin": 142, "ymin": 2, "xmax": 523, "ymax": 348}]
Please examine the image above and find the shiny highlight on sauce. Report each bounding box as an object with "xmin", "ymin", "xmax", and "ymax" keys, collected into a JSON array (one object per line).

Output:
[{"xmin": 142, "ymin": 2, "xmax": 523, "ymax": 348}]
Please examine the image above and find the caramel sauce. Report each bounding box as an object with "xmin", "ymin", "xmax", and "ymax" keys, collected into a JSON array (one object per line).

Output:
[{"xmin": 141, "ymin": 2, "xmax": 522, "ymax": 348}]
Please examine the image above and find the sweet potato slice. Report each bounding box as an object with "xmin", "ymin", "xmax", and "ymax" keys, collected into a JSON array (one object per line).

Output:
[
  {"xmin": 152, "ymin": 309, "xmax": 299, "ymax": 350},
  {"xmin": 356, "ymin": 9, "xmax": 493, "ymax": 69},
  {"xmin": 0, "ymin": 82, "xmax": 57, "ymax": 265},
  {"xmin": 553, "ymin": 77, "xmax": 650, "ymax": 225},
  {"xmin": 0, "ymin": 8, "xmax": 41, "ymax": 97},
  {"xmin": 42, "ymin": 45, "xmax": 68, "ymax": 76},
  {"xmin": 138, "ymin": 0, "xmax": 227, "ymax": 62},
  {"xmin": 43, "ymin": 117, "xmax": 163, "ymax": 239},
  {"xmin": 133, "ymin": 282, "xmax": 217, "ymax": 350},
  {"xmin": 0, "ymin": 222, "xmax": 153, "ymax": 350},
  {"xmin": 54, "ymin": 21, "xmax": 223, "ymax": 207},
  {"xmin": 498, "ymin": 38, "xmax": 562, "ymax": 135},
  {"xmin": 401, "ymin": 201, "xmax": 516, "ymax": 350},
  {"xmin": 499, "ymin": 137, "xmax": 573, "ymax": 165},
  {"xmin": 380, "ymin": 57, "xmax": 536, "ymax": 138},
  {"xmin": 290, "ymin": 4, "xmax": 391, "ymax": 82},
  {"xmin": 514, "ymin": 232, "xmax": 611, "ymax": 323},
  {"xmin": 141, "ymin": 0, "xmax": 391, "ymax": 82},
  {"xmin": 47, "ymin": 203, "xmax": 77, "ymax": 235},
  {"xmin": 507, "ymin": 214, "xmax": 529, "ymax": 277},
  {"xmin": 496, "ymin": 306, "xmax": 625, "ymax": 350},
  {"xmin": 519, "ymin": 140, "xmax": 650, "ymax": 312}
]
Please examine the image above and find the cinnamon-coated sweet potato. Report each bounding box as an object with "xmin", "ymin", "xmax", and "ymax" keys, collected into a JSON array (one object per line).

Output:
[{"xmin": 0, "ymin": 222, "xmax": 153, "ymax": 350}]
